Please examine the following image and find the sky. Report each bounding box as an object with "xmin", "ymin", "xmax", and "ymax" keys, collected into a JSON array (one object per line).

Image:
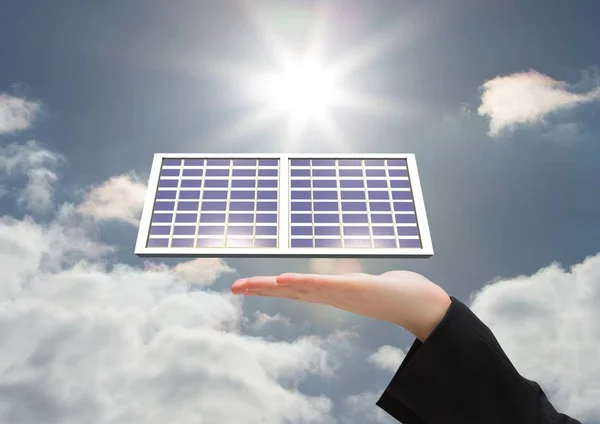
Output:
[{"xmin": 1, "ymin": 0, "xmax": 599, "ymax": 423}]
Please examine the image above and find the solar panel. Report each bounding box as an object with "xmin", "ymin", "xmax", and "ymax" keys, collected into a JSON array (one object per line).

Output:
[{"xmin": 135, "ymin": 154, "xmax": 433, "ymax": 257}]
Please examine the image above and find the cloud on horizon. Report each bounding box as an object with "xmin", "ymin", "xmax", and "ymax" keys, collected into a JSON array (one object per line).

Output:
[{"xmin": 477, "ymin": 70, "xmax": 600, "ymax": 136}]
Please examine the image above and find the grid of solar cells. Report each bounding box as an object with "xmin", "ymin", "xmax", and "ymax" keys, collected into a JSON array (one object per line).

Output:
[
  {"xmin": 289, "ymin": 158, "xmax": 421, "ymax": 249},
  {"xmin": 148, "ymin": 158, "xmax": 279, "ymax": 248}
]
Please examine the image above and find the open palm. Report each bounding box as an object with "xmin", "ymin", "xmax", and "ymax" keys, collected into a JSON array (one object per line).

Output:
[{"xmin": 231, "ymin": 271, "xmax": 451, "ymax": 341}]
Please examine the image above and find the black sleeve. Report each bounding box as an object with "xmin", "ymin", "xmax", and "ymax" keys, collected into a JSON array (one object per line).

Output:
[{"xmin": 375, "ymin": 296, "xmax": 582, "ymax": 424}]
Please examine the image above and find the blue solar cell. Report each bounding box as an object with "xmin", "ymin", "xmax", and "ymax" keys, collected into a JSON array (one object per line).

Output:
[
  {"xmin": 259, "ymin": 159, "xmax": 278, "ymax": 166},
  {"xmin": 257, "ymin": 202, "xmax": 277, "ymax": 211},
  {"xmin": 340, "ymin": 169, "xmax": 363, "ymax": 177},
  {"xmin": 233, "ymin": 169, "xmax": 256, "ymax": 177},
  {"xmin": 314, "ymin": 202, "xmax": 338, "ymax": 212},
  {"xmin": 180, "ymin": 191, "xmax": 201, "ymax": 199},
  {"xmin": 314, "ymin": 191, "xmax": 337, "ymax": 200},
  {"xmin": 315, "ymin": 239, "xmax": 342, "ymax": 248},
  {"xmin": 366, "ymin": 180, "xmax": 386, "ymax": 188},
  {"xmin": 390, "ymin": 179, "xmax": 410, "ymax": 188},
  {"xmin": 206, "ymin": 169, "xmax": 229, "ymax": 177},
  {"xmin": 229, "ymin": 214, "xmax": 253, "ymax": 223},
  {"xmin": 231, "ymin": 191, "xmax": 255, "ymax": 200},
  {"xmin": 161, "ymin": 168, "xmax": 180, "ymax": 177},
  {"xmin": 313, "ymin": 180, "xmax": 337, "ymax": 188},
  {"xmin": 155, "ymin": 202, "xmax": 175, "ymax": 211},
  {"xmin": 366, "ymin": 169, "xmax": 386, "ymax": 177},
  {"xmin": 174, "ymin": 226, "xmax": 196, "ymax": 235},
  {"xmin": 291, "ymin": 202, "xmax": 311, "ymax": 211},
  {"xmin": 292, "ymin": 191, "xmax": 311, "ymax": 200},
  {"xmin": 341, "ymin": 191, "xmax": 365, "ymax": 200},
  {"xmin": 228, "ymin": 226, "xmax": 253, "ymax": 236},
  {"xmin": 291, "ymin": 159, "xmax": 310, "ymax": 166},
  {"xmin": 312, "ymin": 159, "xmax": 335, "ymax": 167},
  {"xmin": 203, "ymin": 191, "xmax": 227, "ymax": 199},
  {"xmin": 257, "ymin": 213, "xmax": 277, "ymax": 223},
  {"xmin": 396, "ymin": 226, "xmax": 419, "ymax": 236},
  {"xmin": 163, "ymin": 159, "xmax": 182, "ymax": 166},
  {"xmin": 177, "ymin": 202, "xmax": 198, "ymax": 211},
  {"xmin": 156, "ymin": 191, "xmax": 177, "ymax": 199},
  {"xmin": 258, "ymin": 179, "xmax": 277, "ymax": 188},
  {"xmin": 230, "ymin": 201, "xmax": 254, "ymax": 211},
  {"xmin": 342, "ymin": 202, "xmax": 367, "ymax": 211},
  {"xmin": 148, "ymin": 238, "xmax": 169, "ymax": 247},
  {"xmin": 340, "ymin": 180, "xmax": 363, "ymax": 188},
  {"xmin": 150, "ymin": 226, "xmax": 171, "ymax": 235},
  {"xmin": 255, "ymin": 238, "xmax": 277, "ymax": 248},
  {"xmin": 257, "ymin": 191, "xmax": 277, "ymax": 199},
  {"xmin": 159, "ymin": 180, "xmax": 178, "ymax": 188},
  {"xmin": 207, "ymin": 159, "xmax": 230, "ymax": 166},
  {"xmin": 197, "ymin": 238, "xmax": 223, "ymax": 247},
  {"xmin": 181, "ymin": 180, "xmax": 202, "ymax": 188},
  {"xmin": 184, "ymin": 159, "xmax": 204, "ymax": 166},
  {"xmin": 313, "ymin": 169, "xmax": 336, "ymax": 177},
  {"xmin": 370, "ymin": 214, "xmax": 393, "ymax": 224},
  {"xmin": 315, "ymin": 226, "xmax": 340, "ymax": 236},
  {"xmin": 291, "ymin": 239, "xmax": 313, "ymax": 248},
  {"xmin": 370, "ymin": 202, "xmax": 391, "ymax": 212},
  {"xmin": 314, "ymin": 214, "xmax": 339, "ymax": 223},
  {"xmin": 259, "ymin": 169, "xmax": 278, "ymax": 177},
  {"xmin": 393, "ymin": 202, "xmax": 414, "ymax": 211},
  {"xmin": 291, "ymin": 169, "xmax": 310, "ymax": 177},
  {"xmin": 291, "ymin": 213, "xmax": 312, "ymax": 223},
  {"xmin": 233, "ymin": 159, "xmax": 256, "ymax": 166},
  {"xmin": 372, "ymin": 226, "xmax": 395, "ymax": 236},
  {"xmin": 365, "ymin": 159, "xmax": 385, "ymax": 167},
  {"xmin": 176, "ymin": 214, "xmax": 197, "ymax": 223},
  {"xmin": 344, "ymin": 238, "xmax": 371, "ymax": 248},
  {"xmin": 292, "ymin": 227, "xmax": 312, "ymax": 236},
  {"xmin": 400, "ymin": 239, "xmax": 421, "ymax": 248},
  {"xmin": 395, "ymin": 213, "xmax": 417, "ymax": 223},
  {"xmin": 338, "ymin": 159, "xmax": 362, "ymax": 167},
  {"xmin": 255, "ymin": 226, "xmax": 277, "ymax": 236},
  {"xmin": 343, "ymin": 214, "xmax": 368, "ymax": 223},
  {"xmin": 391, "ymin": 191, "xmax": 413, "ymax": 200},
  {"xmin": 152, "ymin": 213, "xmax": 172, "ymax": 222},
  {"xmin": 344, "ymin": 226, "xmax": 369, "ymax": 236},
  {"xmin": 232, "ymin": 180, "xmax": 256, "ymax": 188},
  {"xmin": 291, "ymin": 180, "xmax": 311, "ymax": 188},
  {"xmin": 182, "ymin": 169, "xmax": 203, "ymax": 177},
  {"xmin": 200, "ymin": 213, "xmax": 225, "ymax": 223},
  {"xmin": 199, "ymin": 225, "xmax": 224, "ymax": 235},
  {"xmin": 368, "ymin": 191, "xmax": 389, "ymax": 200},
  {"xmin": 172, "ymin": 238, "xmax": 194, "ymax": 247},
  {"xmin": 374, "ymin": 239, "xmax": 397, "ymax": 248},
  {"xmin": 387, "ymin": 159, "xmax": 407, "ymax": 167}
]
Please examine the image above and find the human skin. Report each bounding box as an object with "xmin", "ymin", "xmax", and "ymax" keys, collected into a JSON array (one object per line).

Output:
[{"xmin": 231, "ymin": 271, "xmax": 452, "ymax": 342}]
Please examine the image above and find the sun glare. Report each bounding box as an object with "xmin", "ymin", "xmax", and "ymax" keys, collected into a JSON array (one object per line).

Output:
[{"xmin": 265, "ymin": 59, "xmax": 338, "ymax": 116}]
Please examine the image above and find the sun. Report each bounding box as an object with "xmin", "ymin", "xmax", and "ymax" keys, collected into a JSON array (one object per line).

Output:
[
  {"xmin": 207, "ymin": 1, "xmax": 418, "ymax": 148},
  {"xmin": 262, "ymin": 58, "xmax": 339, "ymax": 117}
]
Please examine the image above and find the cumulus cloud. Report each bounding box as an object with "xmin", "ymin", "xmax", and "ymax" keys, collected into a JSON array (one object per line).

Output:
[
  {"xmin": 0, "ymin": 209, "xmax": 352, "ymax": 423},
  {"xmin": 367, "ymin": 345, "xmax": 406, "ymax": 373},
  {"xmin": 0, "ymin": 93, "xmax": 40, "ymax": 134},
  {"xmin": 76, "ymin": 173, "xmax": 147, "ymax": 225},
  {"xmin": 144, "ymin": 258, "xmax": 235, "ymax": 287},
  {"xmin": 340, "ymin": 391, "xmax": 396, "ymax": 424},
  {"xmin": 478, "ymin": 70, "xmax": 600, "ymax": 136},
  {"xmin": 0, "ymin": 141, "xmax": 64, "ymax": 213},
  {"xmin": 252, "ymin": 311, "xmax": 292, "ymax": 328},
  {"xmin": 470, "ymin": 254, "xmax": 600, "ymax": 422}
]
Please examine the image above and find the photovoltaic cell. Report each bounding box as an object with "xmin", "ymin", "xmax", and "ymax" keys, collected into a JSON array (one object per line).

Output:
[
  {"xmin": 136, "ymin": 154, "xmax": 433, "ymax": 257},
  {"xmin": 147, "ymin": 157, "xmax": 279, "ymax": 249},
  {"xmin": 288, "ymin": 158, "xmax": 421, "ymax": 249}
]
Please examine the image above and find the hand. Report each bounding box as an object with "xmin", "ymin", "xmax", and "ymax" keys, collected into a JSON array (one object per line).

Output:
[{"xmin": 231, "ymin": 271, "xmax": 452, "ymax": 342}]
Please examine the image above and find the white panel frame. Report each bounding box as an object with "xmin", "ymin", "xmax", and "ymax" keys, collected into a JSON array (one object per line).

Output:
[{"xmin": 135, "ymin": 153, "xmax": 434, "ymax": 258}]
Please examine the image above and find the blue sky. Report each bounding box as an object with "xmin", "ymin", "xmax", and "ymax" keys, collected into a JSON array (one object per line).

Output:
[{"xmin": 1, "ymin": 1, "xmax": 599, "ymax": 423}]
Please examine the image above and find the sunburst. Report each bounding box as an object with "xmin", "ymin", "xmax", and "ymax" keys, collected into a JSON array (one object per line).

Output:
[{"xmin": 207, "ymin": 0, "xmax": 423, "ymax": 150}]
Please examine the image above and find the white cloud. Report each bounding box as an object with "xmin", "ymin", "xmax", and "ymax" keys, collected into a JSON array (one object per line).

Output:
[
  {"xmin": 0, "ymin": 198, "xmax": 345, "ymax": 424},
  {"xmin": 470, "ymin": 254, "xmax": 600, "ymax": 422},
  {"xmin": 341, "ymin": 391, "xmax": 396, "ymax": 424},
  {"xmin": 144, "ymin": 258, "xmax": 235, "ymax": 287},
  {"xmin": 477, "ymin": 70, "xmax": 600, "ymax": 136},
  {"xmin": 367, "ymin": 345, "xmax": 406, "ymax": 373},
  {"xmin": 76, "ymin": 173, "xmax": 147, "ymax": 225},
  {"xmin": 0, "ymin": 93, "xmax": 40, "ymax": 134},
  {"xmin": 0, "ymin": 141, "xmax": 64, "ymax": 213},
  {"xmin": 252, "ymin": 311, "xmax": 292, "ymax": 328}
]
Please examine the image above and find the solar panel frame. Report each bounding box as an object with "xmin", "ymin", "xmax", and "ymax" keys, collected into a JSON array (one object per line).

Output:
[{"xmin": 135, "ymin": 153, "xmax": 433, "ymax": 258}]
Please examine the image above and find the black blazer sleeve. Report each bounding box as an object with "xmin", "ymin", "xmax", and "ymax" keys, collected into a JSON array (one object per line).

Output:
[{"xmin": 376, "ymin": 297, "xmax": 582, "ymax": 424}]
